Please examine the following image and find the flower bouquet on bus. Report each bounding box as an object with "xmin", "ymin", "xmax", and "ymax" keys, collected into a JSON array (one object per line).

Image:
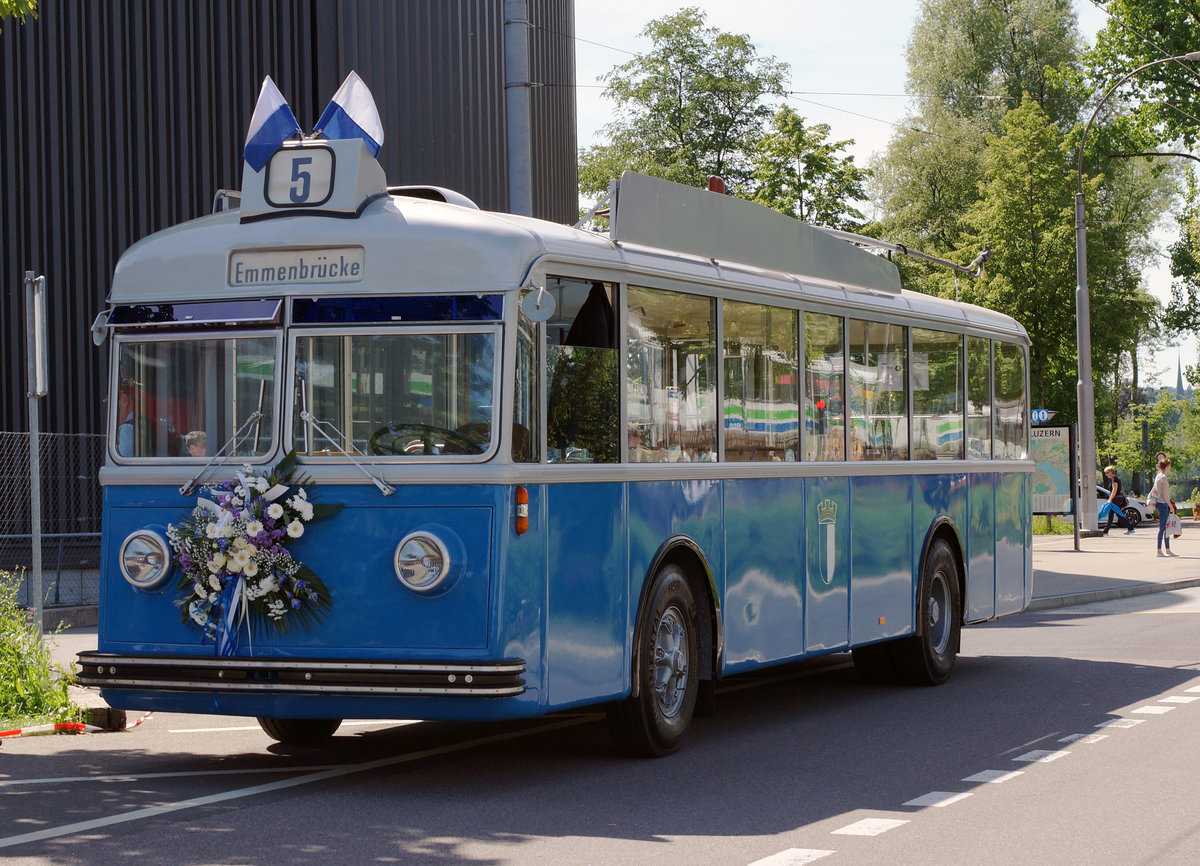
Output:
[{"xmin": 167, "ymin": 450, "xmax": 342, "ymax": 655}]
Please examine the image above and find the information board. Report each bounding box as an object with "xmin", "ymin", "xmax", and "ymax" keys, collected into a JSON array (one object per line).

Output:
[{"xmin": 1031, "ymin": 424, "xmax": 1073, "ymax": 515}]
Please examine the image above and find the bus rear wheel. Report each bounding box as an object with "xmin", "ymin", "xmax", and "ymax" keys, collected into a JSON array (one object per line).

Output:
[
  {"xmin": 606, "ymin": 564, "xmax": 700, "ymax": 758},
  {"xmin": 257, "ymin": 717, "xmax": 342, "ymax": 746},
  {"xmin": 897, "ymin": 538, "xmax": 961, "ymax": 685}
]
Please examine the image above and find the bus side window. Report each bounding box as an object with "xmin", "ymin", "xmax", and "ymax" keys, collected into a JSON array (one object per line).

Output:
[{"xmin": 544, "ymin": 278, "xmax": 619, "ymax": 463}]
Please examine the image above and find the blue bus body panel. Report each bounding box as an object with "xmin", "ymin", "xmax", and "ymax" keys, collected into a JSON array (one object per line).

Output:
[
  {"xmin": 995, "ymin": 473, "xmax": 1030, "ymax": 614},
  {"xmin": 967, "ymin": 473, "xmax": 997, "ymax": 621},
  {"xmin": 804, "ymin": 476, "xmax": 850, "ymax": 653},
  {"xmin": 723, "ymin": 477, "xmax": 805, "ymax": 670},
  {"xmin": 96, "ymin": 470, "xmax": 1030, "ymax": 719},
  {"xmin": 849, "ymin": 474, "xmax": 915, "ymax": 645},
  {"xmin": 544, "ymin": 482, "xmax": 627, "ymax": 707}
]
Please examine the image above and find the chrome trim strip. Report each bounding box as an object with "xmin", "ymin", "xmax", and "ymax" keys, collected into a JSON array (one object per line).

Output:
[
  {"xmin": 83, "ymin": 677, "xmax": 525, "ymax": 697},
  {"xmin": 78, "ymin": 653, "xmax": 524, "ymax": 674}
]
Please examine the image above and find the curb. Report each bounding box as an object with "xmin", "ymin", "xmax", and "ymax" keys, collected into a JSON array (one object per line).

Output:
[{"xmin": 1029, "ymin": 576, "xmax": 1200, "ymax": 611}]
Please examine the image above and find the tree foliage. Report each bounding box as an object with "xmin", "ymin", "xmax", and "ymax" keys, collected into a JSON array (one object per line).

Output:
[
  {"xmin": 578, "ymin": 7, "xmax": 788, "ymax": 199},
  {"xmin": 0, "ymin": 0, "xmax": 36, "ymax": 32},
  {"xmin": 750, "ymin": 106, "xmax": 870, "ymax": 230}
]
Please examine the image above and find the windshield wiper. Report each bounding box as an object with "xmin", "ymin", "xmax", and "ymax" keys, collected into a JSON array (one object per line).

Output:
[
  {"xmin": 296, "ymin": 380, "xmax": 395, "ymax": 496},
  {"xmin": 179, "ymin": 411, "xmax": 266, "ymax": 496}
]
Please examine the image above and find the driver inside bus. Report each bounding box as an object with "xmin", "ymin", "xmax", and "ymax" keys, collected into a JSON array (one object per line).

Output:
[{"xmin": 115, "ymin": 379, "xmax": 139, "ymax": 457}]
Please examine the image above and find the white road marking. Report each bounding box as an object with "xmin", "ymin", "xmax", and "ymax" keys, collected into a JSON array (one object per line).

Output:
[
  {"xmin": 1159, "ymin": 696, "xmax": 1199, "ymax": 704},
  {"xmin": 0, "ymin": 766, "xmax": 340, "ymax": 787},
  {"xmin": 1186, "ymin": 685, "xmax": 1200, "ymax": 693},
  {"xmin": 0, "ymin": 716, "xmax": 592, "ymax": 850},
  {"xmin": 902, "ymin": 791, "xmax": 972, "ymax": 808},
  {"xmin": 166, "ymin": 719, "xmax": 416, "ymax": 734},
  {"xmin": 962, "ymin": 770, "xmax": 1024, "ymax": 783},
  {"xmin": 1132, "ymin": 705, "xmax": 1175, "ymax": 715},
  {"xmin": 748, "ymin": 848, "xmax": 836, "ymax": 865},
  {"xmin": 831, "ymin": 818, "xmax": 909, "ymax": 836},
  {"xmin": 1059, "ymin": 733, "xmax": 1108, "ymax": 744},
  {"xmin": 1013, "ymin": 750, "xmax": 1071, "ymax": 763},
  {"xmin": 1096, "ymin": 718, "xmax": 1145, "ymax": 728}
]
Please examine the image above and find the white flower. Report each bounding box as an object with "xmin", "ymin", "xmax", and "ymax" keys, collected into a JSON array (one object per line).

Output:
[
  {"xmin": 255, "ymin": 477, "xmax": 270, "ymax": 493},
  {"xmin": 267, "ymin": 503, "xmax": 285, "ymax": 520},
  {"xmin": 243, "ymin": 560, "xmax": 259, "ymax": 578},
  {"xmin": 205, "ymin": 523, "xmax": 220, "ymax": 539},
  {"xmin": 286, "ymin": 520, "xmax": 304, "ymax": 538},
  {"xmin": 208, "ymin": 574, "xmax": 222, "ymax": 591},
  {"xmin": 298, "ymin": 502, "xmax": 314, "ymax": 521},
  {"xmin": 246, "ymin": 520, "xmax": 264, "ymax": 536},
  {"xmin": 208, "ymin": 552, "xmax": 227, "ymax": 571}
]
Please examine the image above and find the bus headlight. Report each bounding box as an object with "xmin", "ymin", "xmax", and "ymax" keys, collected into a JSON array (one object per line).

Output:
[
  {"xmin": 119, "ymin": 529, "xmax": 172, "ymax": 589},
  {"xmin": 394, "ymin": 532, "xmax": 451, "ymax": 593}
]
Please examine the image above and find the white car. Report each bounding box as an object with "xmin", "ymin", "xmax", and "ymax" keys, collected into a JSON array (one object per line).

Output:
[{"xmin": 1095, "ymin": 486, "xmax": 1155, "ymax": 529}]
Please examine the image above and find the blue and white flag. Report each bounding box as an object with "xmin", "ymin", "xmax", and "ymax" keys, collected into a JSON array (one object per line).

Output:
[
  {"xmin": 314, "ymin": 71, "xmax": 384, "ymax": 156},
  {"xmin": 243, "ymin": 76, "xmax": 302, "ymax": 172}
]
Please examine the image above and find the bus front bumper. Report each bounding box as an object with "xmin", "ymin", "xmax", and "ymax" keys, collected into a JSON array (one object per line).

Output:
[{"xmin": 76, "ymin": 652, "xmax": 526, "ymax": 698}]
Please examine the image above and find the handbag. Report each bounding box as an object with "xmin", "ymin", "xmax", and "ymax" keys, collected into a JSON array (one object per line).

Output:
[{"xmin": 1167, "ymin": 512, "xmax": 1182, "ymax": 538}]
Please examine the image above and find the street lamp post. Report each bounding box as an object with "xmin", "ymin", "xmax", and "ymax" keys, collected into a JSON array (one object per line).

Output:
[{"xmin": 1074, "ymin": 51, "xmax": 1200, "ymax": 536}]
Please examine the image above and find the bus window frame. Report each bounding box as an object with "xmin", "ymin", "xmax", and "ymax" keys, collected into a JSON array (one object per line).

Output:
[
  {"xmin": 108, "ymin": 329, "xmax": 283, "ymax": 466},
  {"xmin": 285, "ymin": 322, "xmax": 504, "ymax": 465}
]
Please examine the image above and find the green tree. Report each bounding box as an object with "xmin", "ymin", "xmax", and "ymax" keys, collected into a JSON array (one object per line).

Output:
[
  {"xmin": 957, "ymin": 99, "xmax": 1090, "ymax": 417},
  {"xmin": 750, "ymin": 106, "xmax": 870, "ymax": 230},
  {"xmin": 578, "ymin": 7, "xmax": 788, "ymax": 200},
  {"xmin": 0, "ymin": 0, "xmax": 36, "ymax": 32},
  {"xmin": 1087, "ymin": 0, "xmax": 1200, "ymax": 149}
]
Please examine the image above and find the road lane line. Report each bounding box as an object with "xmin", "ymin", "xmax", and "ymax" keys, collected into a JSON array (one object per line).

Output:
[
  {"xmin": 0, "ymin": 766, "xmax": 342, "ymax": 787},
  {"xmin": 902, "ymin": 791, "xmax": 971, "ymax": 808},
  {"xmin": 962, "ymin": 770, "xmax": 1023, "ymax": 783},
  {"xmin": 1159, "ymin": 696, "xmax": 1199, "ymax": 704},
  {"xmin": 748, "ymin": 849, "xmax": 835, "ymax": 865},
  {"xmin": 1059, "ymin": 733, "xmax": 1108, "ymax": 744},
  {"xmin": 831, "ymin": 818, "xmax": 908, "ymax": 836},
  {"xmin": 166, "ymin": 719, "xmax": 417, "ymax": 734},
  {"xmin": 1095, "ymin": 718, "xmax": 1145, "ymax": 728},
  {"xmin": 1013, "ymin": 750, "xmax": 1070, "ymax": 763},
  {"xmin": 0, "ymin": 716, "xmax": 593, "ymax": 850},
  {"xmin": 1132, "ymin": 705, "xmax": 1174, "ymax": 714}
]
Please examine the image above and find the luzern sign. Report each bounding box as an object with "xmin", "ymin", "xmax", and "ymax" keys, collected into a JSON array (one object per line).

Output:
[{"xmin": 229, "ymin": 137, "xmax": 387, "ymax": 288}]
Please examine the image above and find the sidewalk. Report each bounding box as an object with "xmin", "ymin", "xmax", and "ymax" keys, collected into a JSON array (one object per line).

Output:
[{"xmin": 1029, "ymin": 518, "xmax": 1200, "ymax": 610}]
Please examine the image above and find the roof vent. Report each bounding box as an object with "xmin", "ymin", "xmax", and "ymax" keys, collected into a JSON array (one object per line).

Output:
[{"xmin": 388, "ymin": 186, "xmax": 479, "ymax": 209}]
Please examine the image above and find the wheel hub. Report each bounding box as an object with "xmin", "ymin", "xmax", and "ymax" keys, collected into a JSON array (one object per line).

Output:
[{"xmin": 652, "ymin": 605, "xmax": 689, "ymax": 717}]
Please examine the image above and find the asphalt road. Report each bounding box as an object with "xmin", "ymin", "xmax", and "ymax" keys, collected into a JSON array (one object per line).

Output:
[{"xmin": 4, "ymin": 588, "xmax": 1200, "ymax": 865}]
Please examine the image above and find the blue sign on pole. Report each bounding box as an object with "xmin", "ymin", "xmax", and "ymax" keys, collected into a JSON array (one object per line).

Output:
[{"xmin": 1031, "ymin": 408, "xmax": 1055, "ymax": 424}]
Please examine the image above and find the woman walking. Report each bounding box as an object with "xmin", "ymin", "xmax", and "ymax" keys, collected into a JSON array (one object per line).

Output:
[
  {"xmin": 1149, "ymin": 457, "xmax": 1178, "ymax": 557},
  {"xmin": 1100, "ymin": 466, "xmax": 1134, "ymax": 535}
]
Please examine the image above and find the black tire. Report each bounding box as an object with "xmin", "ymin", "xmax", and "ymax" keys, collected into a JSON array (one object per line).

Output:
[
  {"xmin": 894, "ymin": 538, "xmax": 961, "ymax": 686},
  {"xmin": 606, "ymin": 564, "xmax": 700, "ymax": 758},
  {"xmin": 1124, "ymin": 507, "xmax": 1141, "ymax": 528},
  {"xmin": 256, "ymin": 717, "xmax": 342, "ymax": 746}
]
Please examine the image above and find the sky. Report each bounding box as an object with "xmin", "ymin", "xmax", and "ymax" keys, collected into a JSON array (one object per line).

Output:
[{"xmin": 573, "ymin": 0, "xmax": 1193, "ymax": 388}]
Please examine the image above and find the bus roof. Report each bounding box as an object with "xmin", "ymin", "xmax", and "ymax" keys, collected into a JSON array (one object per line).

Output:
[{"xmin": 109, "ymin": 179, "xmax": 1027, "ymax": 344}]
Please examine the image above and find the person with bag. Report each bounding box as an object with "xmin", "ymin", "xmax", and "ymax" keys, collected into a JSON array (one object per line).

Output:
[
  {"xmin": 1146, "ymin": 457, "xmax": 1178, "ymax": 557},
  {"xmin": 1100, "ymin": 465, "xmax": 1134, "ymax": 535}
]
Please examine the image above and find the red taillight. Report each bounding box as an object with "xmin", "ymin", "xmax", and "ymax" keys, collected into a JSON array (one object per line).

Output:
[{"xmin": 515, "ymin": 486, "xmax": 529, "ymax": 535}]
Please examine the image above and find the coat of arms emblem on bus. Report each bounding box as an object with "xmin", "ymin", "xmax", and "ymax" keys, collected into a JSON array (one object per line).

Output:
[{"xmin": 816, "ymin": 498, "xmax": 838, "ymax": 585}]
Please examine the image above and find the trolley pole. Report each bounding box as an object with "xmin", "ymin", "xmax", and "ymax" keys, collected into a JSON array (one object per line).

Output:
[{"xmin": 24, "ymin": 270, "xmax": 48, "ymax": 633}]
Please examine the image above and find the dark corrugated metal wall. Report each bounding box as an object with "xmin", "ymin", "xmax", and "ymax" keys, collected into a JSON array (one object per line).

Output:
[{"xmin": 0, "ymin": 0, "xmax": 577, "ymax": 436}]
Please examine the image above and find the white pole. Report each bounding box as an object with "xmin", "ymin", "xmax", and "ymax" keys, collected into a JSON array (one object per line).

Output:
[
  {"xmin": 24, "ymin": 270, "xmax": 47, "ymax": 634},
  {"xmin": 504, "ymin": 0, "xmax": 533, "ymax": 217}
]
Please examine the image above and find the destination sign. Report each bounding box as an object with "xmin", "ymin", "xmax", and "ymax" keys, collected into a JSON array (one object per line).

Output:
[{"xmin": 229, "ymin": 247, "xmax": 364, "ymax": 288}]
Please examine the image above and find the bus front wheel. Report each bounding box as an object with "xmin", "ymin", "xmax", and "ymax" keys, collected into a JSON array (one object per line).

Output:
[
  {"xmin": 257, "ymin": 717, "xmax": 342, "ymax": 746},
  {"xmin": 606, "ymin": 564, "xmax": 700, "ymax": 758},
  {"xmin": 898, "ymin": 538, "xmax": 961, "ymax": 686}
]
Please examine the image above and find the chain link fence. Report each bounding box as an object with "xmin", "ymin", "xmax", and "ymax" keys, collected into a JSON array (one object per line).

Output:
[{"xmin": 0, "ymin": 432, "xmax": 105, "ymax": 609}]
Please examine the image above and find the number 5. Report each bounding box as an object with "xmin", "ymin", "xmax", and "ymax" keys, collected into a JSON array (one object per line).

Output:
[{"xmin": 289, "ymin": 156, "xmax": 313, "ymax": 203}]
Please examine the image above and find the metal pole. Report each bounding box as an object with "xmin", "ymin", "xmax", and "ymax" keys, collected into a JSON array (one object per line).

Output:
[
  {"xmin": 504, "ymin": 0, "xmax": 533, "ymax": 217},
  {"xmin": 24, "ymin": 271, "xmax": 44, "ymax": 634},
  {"xmin": 1072, "ymin": 50, "xmax": 1200, "ymax": 537}
]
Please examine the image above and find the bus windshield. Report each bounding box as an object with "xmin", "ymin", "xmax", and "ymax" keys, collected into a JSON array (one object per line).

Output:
[
  {"xmin": 293, "ymin": 330, "xmax": 496, "ymax": 459},
  {"xmin": 113, "ymin": 336, "xmax": 277, "ymax": 460}
]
